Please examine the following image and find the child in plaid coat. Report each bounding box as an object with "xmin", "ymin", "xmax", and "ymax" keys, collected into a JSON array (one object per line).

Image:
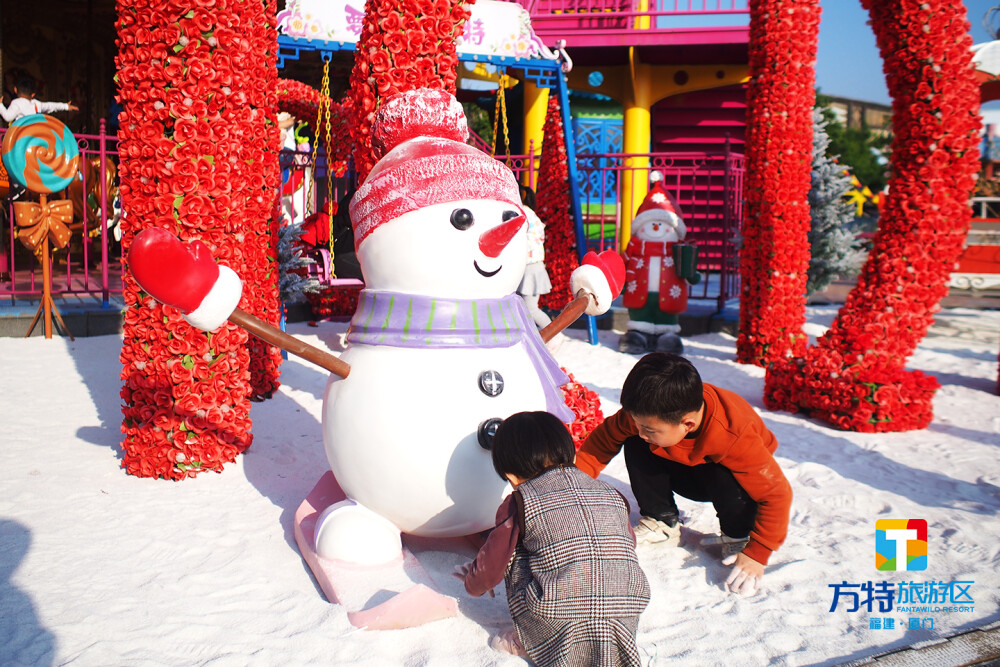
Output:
[{"xmin": 457, "ymin": 412, "xmax": 650, "ymax": 666}]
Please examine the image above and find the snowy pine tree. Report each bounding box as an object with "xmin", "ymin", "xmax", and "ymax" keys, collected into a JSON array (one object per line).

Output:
[
  {"xmin": 277, "ymin": 221, "xmax": 320, "ymax": 304},
  {"xmin": 807, "ymin": 108, "xmax": 867, "ymax": 295}
]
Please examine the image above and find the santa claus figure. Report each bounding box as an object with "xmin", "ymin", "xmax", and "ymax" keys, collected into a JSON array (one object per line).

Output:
[{"xmin": 619, "ymin": 173, "xmax": 700, "ymax": 354}]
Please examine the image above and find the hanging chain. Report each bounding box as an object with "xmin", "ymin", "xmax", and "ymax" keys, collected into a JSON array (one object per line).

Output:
[
  {"xmin": 305, "ymin": 57, "xmax": 331, "ymax": 216},
  {"xmin": 323, "ymin": 74, "xmax": 335, "ymax": 270},
  {"xmin": 491, "ymin": 74, "xmax": 511, "ymax": 162}
]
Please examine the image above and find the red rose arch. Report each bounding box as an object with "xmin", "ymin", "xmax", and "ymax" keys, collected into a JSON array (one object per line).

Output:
[{"xmin": 748, "ymin": 0, "xmax": 982, "ymax": 432}]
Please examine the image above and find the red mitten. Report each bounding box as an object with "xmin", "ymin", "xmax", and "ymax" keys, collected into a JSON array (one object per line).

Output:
[
  {"xmin": 570, "ymin": 250, "xmax": 626, "ymax": 316},
  {"xmin": 128, "ymin": 227, "xmax": 243, "ymax": 331}
]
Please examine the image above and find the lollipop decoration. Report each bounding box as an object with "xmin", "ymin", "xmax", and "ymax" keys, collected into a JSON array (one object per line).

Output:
[
  {"xmin": 1, "ymin": 114, "xmax": 81, "ymax": 339},
  {"xmin": 2, "ymin": 114, "xmax": 80, "ymax": 193}
]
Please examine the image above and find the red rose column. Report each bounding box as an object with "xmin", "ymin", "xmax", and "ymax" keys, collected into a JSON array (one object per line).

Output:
[
  {"xmin": 348, "ymin": 0, "xmax": 472, "ymax": 182},
  {"xmin": 736, "ymin": 0, "xmax": 820, "ymax": 367},
  {"xmin": 116, "ymin": 1, "xmax": 274, "ymax": 478},
  {"xmin": 241, "ymin": 2, "xmax": 283, "ymax": 401}
]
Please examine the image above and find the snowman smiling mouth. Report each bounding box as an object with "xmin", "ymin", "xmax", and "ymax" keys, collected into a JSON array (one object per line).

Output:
[
  {"xmin": 473, "ymin": 211, "xmax": 527, "ymax": 278},
  {"xmin": 474, "ymin": 261, "xmax": 502, "ymax": 277}
]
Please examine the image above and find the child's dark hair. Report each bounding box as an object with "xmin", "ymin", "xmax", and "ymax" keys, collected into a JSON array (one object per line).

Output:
[
  {"xmin": 15, "ymin": 74, "xmax": 36, "ymax": 97},
  {"xmin": 519, "ymin": 185, "xmax": 537, "ymax": 210},
  {"xmin": 620, "ymin": 353, "xmax": 704, "ymax": 423},
  {"xmin": 492, "ymin": 411, "xmax": 575, "ymax": 481}
]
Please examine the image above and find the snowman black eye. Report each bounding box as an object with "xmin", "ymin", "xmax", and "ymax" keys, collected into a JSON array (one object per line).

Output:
[
  {"xmin": 451, "ymin": 208, "xmax": 474, "ymax": 230},
  {"xmin": 502, "ymin": 210, "xmax": 520, "ymax": 222}
]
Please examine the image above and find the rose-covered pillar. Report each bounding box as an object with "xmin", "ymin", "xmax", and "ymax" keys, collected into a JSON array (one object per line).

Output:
[
  {"xmin": 736, "ymin": 0, "xmax": 820, "ymax": 367},
  {"xmin": 116, "ymin": 0, "xmax": 279, "ymax": 478},
  {"xmin": 347, "ymin": 0, "xmax": 472, "ymax": 183},
  {"xmin": 765, "ymin": 0, "xmax": 981, "ymax": 432},
  {"xmin": 243, "ymin": 4, "xmax": 283, "ymax": 402}
]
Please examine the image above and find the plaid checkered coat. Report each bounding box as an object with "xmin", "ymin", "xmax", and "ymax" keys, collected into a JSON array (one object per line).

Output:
[{"xmin": 506, "ymin": 466, "xmax": 650, "ymax": 666}]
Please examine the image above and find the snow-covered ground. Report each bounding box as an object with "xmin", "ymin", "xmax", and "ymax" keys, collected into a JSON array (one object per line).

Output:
[{"xmin": 2, "ymin": 306, "xmax": 998, "ymax": 666}]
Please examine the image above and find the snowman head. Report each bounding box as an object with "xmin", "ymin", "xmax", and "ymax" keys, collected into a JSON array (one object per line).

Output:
[
  {"xmin": 350, "ymin": 89, "xmax": 527, "ymax": 298},
  {"xmin": 632, "ymin": 174, "xmax": 686, "ymax": 244}
]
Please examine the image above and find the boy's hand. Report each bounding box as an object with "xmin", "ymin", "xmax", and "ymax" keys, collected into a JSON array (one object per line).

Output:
[
  {"xmin": 723, "ymin": 552, "xmax": 763, "ymax": 596},
  {"xmin": 452, "ymin": 562, "xmax": 495, "ymax": 597}
]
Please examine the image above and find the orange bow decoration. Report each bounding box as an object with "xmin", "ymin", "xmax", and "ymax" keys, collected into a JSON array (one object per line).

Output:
[{"xmin": 13, "ymin": 199, "xmax": 74, "ymax": 251}]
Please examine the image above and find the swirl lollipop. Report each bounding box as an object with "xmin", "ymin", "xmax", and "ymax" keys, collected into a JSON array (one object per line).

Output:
[
  {"xmin": 2, "ymin": 114, "xmax": 80, "ymax": 340},
  {"xmin": 1, "ymin": 114, "xmax": 80, "ymax": 194}
]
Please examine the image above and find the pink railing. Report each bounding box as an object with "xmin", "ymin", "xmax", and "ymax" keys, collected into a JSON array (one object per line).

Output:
[
  {"xmin": 281, "ymin": 140, "xmax": 537, "ymax": 230},
  {"xmin": 520, "ymin": 0, "xmax": 749, "ymax": 43},
  {"xmin": 1, "ymin": 126, "xmax": 740, "ymax": 308},
  {"xmin": 264, "ymin": 143, "xmax": 539, "ymax": 285},
  {"xmin": 522, "ymin": 0, "xmax": 748, "ymax": 15},
  {"xmin": 575, "ymin": 147, "xmax": 743, "ymax": 309},
  {"xmin": 497, "ymin": 148, "xmax": 539, "ymax": 192},
  {"xmin": 219, "ymin": 142, "xmax": 746, "ymax": 310},
  {"xmin": 1, "ymin": 120, "xmax": 121, "ymax": 305}
]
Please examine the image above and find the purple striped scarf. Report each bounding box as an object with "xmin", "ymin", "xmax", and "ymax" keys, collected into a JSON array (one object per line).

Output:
[{"xmin": 347, "ymin": 290, "xmax": 574, "ymax": 422}]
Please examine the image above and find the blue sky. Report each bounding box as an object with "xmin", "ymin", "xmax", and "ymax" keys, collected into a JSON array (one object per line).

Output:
[{"xmin": 816, "ymin": 1, "xmax": 998, "ymax": 108}]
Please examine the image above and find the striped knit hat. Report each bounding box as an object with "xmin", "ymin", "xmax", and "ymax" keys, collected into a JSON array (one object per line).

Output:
[{"xmin": 349, "ymin": 88, "xmax": 522, "ymax": 250}]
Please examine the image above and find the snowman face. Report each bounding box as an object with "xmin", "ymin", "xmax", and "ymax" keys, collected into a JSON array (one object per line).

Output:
[
  {"xmin": 357, "ymin": 199, "xmax": 528, "ymax": 299},
  {"xmin": 633, "ymin": 214, "xmax": 682, "ymax": 243}
]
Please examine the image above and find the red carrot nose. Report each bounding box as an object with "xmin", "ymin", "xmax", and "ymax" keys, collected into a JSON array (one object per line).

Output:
[{"xmin": 478, "ymin": 213, "xmax": 526, "ymax": 258}]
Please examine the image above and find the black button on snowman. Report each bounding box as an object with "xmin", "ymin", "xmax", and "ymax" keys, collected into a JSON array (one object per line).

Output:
[{"xmin": 478, "ymin": 369, "xmax": 504, "ymax": 397}]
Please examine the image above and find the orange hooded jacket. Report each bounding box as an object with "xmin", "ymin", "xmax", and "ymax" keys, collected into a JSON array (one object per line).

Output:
[{"xmin": 575, "ymin": 383, "xmax": 792, "ymax": 565}]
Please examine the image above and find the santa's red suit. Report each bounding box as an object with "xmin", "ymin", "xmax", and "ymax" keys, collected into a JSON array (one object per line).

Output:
[{"xmin": 623, "ymin": 238, "xmax": 688, "ymax": 314}]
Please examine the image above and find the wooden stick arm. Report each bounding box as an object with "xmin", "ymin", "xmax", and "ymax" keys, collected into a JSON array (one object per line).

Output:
[
  {"xmin": 539, "ymin": 290, "xmax": 593, "ymax": 343},
  {"xmin": 229, "ymin": 308, "xmax": 351, "ymax": 378}
]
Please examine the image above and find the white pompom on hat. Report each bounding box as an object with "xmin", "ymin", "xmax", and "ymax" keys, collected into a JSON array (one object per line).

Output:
[
  {"xmin": 633, "ymin": 172, "xmax": 686, "ymax": 238},
  {"xmin": 349, "ymin": 88, "xmax": 522, "ymax": 250}
]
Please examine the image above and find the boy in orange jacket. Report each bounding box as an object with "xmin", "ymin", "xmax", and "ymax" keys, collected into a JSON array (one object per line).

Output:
[{"xmin": 575, "ymin": 352, "xmax": 792, "ymax": 596}]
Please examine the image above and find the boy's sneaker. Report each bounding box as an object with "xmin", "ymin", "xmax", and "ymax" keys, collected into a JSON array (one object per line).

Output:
[
  {"xmin": 704, "ymin": 534, "xmax": 750, "ymax": 559},
  {"xmin": 634, "ymin": 515, "xmax": 682, "ymax": 546}
]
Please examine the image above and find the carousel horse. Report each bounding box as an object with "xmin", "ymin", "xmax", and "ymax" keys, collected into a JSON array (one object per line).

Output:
[{"xmin": 67, "ymin": 155, "xmax": 119, "ymax": 240}]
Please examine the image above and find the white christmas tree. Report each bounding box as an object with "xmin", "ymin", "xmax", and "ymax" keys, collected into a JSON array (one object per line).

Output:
[{"xmin": 807, "ymin": 108, "xmax": 868, "ymax": 295}]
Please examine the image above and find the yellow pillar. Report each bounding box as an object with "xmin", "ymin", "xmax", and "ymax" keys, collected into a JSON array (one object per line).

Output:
[
  {"xmin": 620, "ymin": 48, "xmax": 651, "ymax": 248},
  {"xmin": 522, "ymin": 81, "xmax": 549, "ymax": 190}
]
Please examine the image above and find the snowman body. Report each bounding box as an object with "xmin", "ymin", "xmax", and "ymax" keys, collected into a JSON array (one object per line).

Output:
[
  {"xmin": 321, "ymin": 198, "xmax": 549, "ymax": 543},
  {"xmin": 325, "ymin": 343, "xmax": 541, "ymax": 536}
]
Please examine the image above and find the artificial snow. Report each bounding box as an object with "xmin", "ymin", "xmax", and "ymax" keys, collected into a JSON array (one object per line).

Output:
[{"xmin": 1, "ymin": 305, "xmax": 999, "ymax": 666}]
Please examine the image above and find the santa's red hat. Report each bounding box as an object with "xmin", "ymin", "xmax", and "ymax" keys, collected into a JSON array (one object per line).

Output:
[
  {"xmin": 349, "ymin": 88, "xmax": 522, "ymax": 250},
  {"xmin": 633, "ymin": 172, "xmax": 686, "ymax": 237}
]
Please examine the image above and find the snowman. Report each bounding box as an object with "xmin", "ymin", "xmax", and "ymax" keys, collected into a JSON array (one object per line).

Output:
[
  {"xmin": 619, "ymin": 172, "xmax": 700, "ymax": 355},
  {"xmin": 128, "ymin": 88, "xmax": 624, "ymax": 624},
  {"xmin": 312, "ymin": 88, "xmax": 613, "ymax": 564}
]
